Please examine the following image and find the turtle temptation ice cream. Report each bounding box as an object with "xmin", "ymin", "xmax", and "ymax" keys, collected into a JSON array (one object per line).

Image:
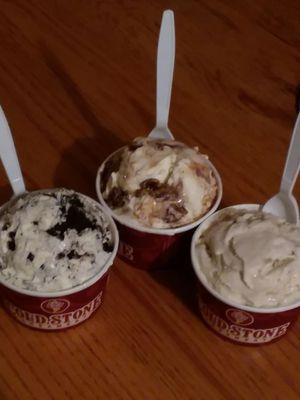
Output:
[{"xmin": 100, "ymin": 138, "xmax": 218, "ymax": 229}]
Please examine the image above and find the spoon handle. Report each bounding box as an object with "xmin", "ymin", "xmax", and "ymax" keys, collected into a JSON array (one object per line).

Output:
[
  {"xmin": 0, "ymin": 106, "xmax": 25, "ymax": 195},
  {"xmin": 156, "ymin": 10, "xmax": 175, "ymax": 130},
  {"xmin": 281, "ymin": 112, "xmax": 300, "ymax": 194}
]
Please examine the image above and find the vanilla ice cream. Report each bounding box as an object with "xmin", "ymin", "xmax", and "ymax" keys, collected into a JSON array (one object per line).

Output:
[
  {"xmin": 100, "ymin": 138, "xmax": 217, "ymax": 228},
  {"xmin": 196, "ymin": 208, "xmax": 300, "ymax": 308},
  {"xmin": 0, "ymin": 189, "xmax": 114, "ymax": 292}
]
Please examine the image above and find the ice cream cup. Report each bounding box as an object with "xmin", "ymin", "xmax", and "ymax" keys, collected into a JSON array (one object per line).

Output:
[
  {"xmin": 0, "ymin": 189, "xmax": 119, "ymax": 331},
  {"xmin": 96, "ymin": 147, "xmax": 222, "ymax": 270},
  {"xmin": 191, "ymin": 204, "xmax": 300, "ymax": 345}
]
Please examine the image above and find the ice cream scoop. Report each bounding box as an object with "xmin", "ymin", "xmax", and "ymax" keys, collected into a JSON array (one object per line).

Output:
[
  {"xmin": 99, "ymin": 138, "xmax": 218, "ymax": 229},
  {"xmin": 191, "ymin": 204, "xmax": 300, "ymax": 345},
  {"xmin": 0, "ymin": 189, "xmax": 115, "ymax": 292},
  {"xmin": 195, "ymin": 207, "xmax": 300, "ymax": 308}
]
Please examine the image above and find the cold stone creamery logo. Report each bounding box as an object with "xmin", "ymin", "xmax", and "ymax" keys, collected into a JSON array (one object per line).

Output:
[
  {"xmin": 226, "ymin": 308, "xmax": 254, "ymax": 326},
  {"xmin": 41, "ymin": 299, "xmax": 70, "ymax": 314},
  {"xmin": 119, "ymin": 241, "xmax": 134, "ymax": 261},
  {"xmin": 5, "ymin": 292, "xmax": 103, "ymax": 330},
  {"xmin": 200, "ymin": 303, "xmax": 290, "ymax": 344}
]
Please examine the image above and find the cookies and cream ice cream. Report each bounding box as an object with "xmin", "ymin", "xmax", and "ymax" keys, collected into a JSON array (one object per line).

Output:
[
  {"xmin": 0, "ymin": 189, "xmax": 114, "ymax": 292},
  {"xmin": 100, "ymin": 138, "xmax": 218, "ymax": 228},
  {"xmin": 196, "ymin": 208, "xmax": 300, "ymax": 308}
]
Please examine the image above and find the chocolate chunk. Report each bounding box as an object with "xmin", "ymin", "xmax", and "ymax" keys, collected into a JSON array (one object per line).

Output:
[
  {"xmin": 27, "ymin": 252, "xmax": 35, "ymax": 262},
  {"xmin": 164, "ymin": 203, "xmax": 188, "ymax": 224},
  {"xmin": 40, "ymin": 264, "xmax": 45, "ymax": 270},
  {"xmin": 101, "ymin": 154, "xmax": 122, "ymax": 192},
  {"xmin": 140, "ymin": 179, "xmax": 160, "ymax": 190},
  {"xmin": 33, "ymin": 221, "xmax": 38, "ymax": 226},
  {"xmin": 137, "ymin": 180, "xmax": 179, "ymax": 201},
  {"xmin": 134, "ymin": 188, "xmax": 144, "ymax": 198},
  {"xmin": 8, "ymin": 231, "xmax": 16, "ymax": 251},
  {"xmin": 153, "ymin": 184, "xmax": 179, "ymax": 201},
  {"xmin": 106, "ymin": 187, "xmax": 128, "ymax": 209},
  {"xmin": 47, "ymin": 195, "xmax": 98, "ymax": 240},
  {"xmin": 103, "ymin": 241, "xmax": 114, "ymax": 253}
]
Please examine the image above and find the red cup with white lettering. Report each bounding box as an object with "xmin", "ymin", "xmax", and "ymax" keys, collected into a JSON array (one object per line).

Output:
[
  {"xmin": 191, "ymin": 205, "xmax": 300, "ymax": 345},
  {"xmin": 0, "ymin": 194, "xmax": 119, "ymax": 331},
  {"xmin": 96, "ymin": 151, "xmax": 222, "ymax": 270},
  {"xmin": 114, "ymin": 221, "xmax": 191, "ymax": 269}
]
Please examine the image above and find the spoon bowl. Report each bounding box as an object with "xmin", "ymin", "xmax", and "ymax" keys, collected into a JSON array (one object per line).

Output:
[
  {"xmin": 263, "ymin": 192, "xmax": 299, "ymax": 224},
  {"xmin": 148, "ymin": 126, "xmax": 174, "ymax": 140},
  {"xmin": 262, "ymin": 111, "xmax": 300, "ymax": 225}
]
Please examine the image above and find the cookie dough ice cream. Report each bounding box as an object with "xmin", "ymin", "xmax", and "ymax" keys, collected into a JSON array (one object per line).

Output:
[
  {"xmin": 0, "ymin": 189, "xmax": 114, "ymax": 292},
  {"xmin": 196, "ymin": 208, "xmax": 300, "ymax": 308},
  {"xmin": 100, "ymin": 138, "xmax": 217, "ymax": 228}
]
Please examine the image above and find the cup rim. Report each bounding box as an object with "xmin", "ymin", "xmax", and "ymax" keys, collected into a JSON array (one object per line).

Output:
[
  {"xmin": 95, "ymin": 145, "xmax": 223, "ymax": 236},
  {"xmin": 191, "ymin": 203, "xmax": 300, "ymax": 314},
  {"xmin": 0, "ymin": 188, "xmax": 119, "ymax": 298}
]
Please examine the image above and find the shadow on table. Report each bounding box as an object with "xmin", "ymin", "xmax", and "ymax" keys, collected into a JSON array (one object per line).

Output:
[
  {"xmin": 39, "ymin": 44, "xmax": 125, "ymax": 197},
  {"xmin": 148, "ymin": 252, "xmax": 199, "ymax": 317},
  {"xmin": 148, "ymin": 199, "xmax": 231, "ymax": 317},
  {"xmin": 0, "ymin": 184, "xmax": 13, "ymax": 206}
]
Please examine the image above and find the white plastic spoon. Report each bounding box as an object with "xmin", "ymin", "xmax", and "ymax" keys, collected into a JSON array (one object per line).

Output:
[
  {"xmin": 149, "ymin": 10, "xmax": 175, "ymax": 141},
  {"xmin": 262, "ymin": 112, "xmax": 300, "ymax": 224},
  {"xmin": 0, "ymin": 105, "xmax": 26, "ymax": 196}
]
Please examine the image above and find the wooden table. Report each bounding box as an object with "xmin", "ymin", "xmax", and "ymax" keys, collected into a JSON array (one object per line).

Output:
[{"xmin": 0, "ymin": 1, "xmax": 300, "ymax": 399}]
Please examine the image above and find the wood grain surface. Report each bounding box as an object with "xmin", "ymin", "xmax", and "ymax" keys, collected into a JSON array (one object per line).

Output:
[{"xmin": 0, "ymin": 1, "xmax": 300, "ymax": 399}]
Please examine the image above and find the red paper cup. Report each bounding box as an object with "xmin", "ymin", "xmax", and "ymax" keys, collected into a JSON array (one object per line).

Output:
[
  {"xmin": 191, "ymin": 204, "xmax": 300, "ymax": 345},
  {"xmin": 96, "ymin": 148, "xmax": 222, "ymax": 270},
  {"xmin": 0, "ymin": 190, "xmax": 119, "ymax": 331},
  {"xmin": 115, "ymin": 221, "xmax": 191, "ymax": 269}
]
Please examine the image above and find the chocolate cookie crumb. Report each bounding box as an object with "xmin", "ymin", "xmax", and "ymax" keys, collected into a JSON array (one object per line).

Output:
[
  {"xmin": 47, "ymin": 196, "xmax": 98, "ymax": 240},
  {"xmin": 103, "ymin": 241, "xmax": 114, "ymax": 253},
  {"xmin": 106, "ymin": 187, "xmax": 128, "ymax": 209},
  {"xmin": 2, "ymin": 223, "xmax": 10, "ymax": 231},
  {"xmin": 67, "ymin": 250, "xmax": 81, "ymax": 260},
  {"xmin": 27, "ymin": 252, "xmax": 35, "ymax": 262},
  {"xmin": 57, "ymin": 252, "xmax": 65, "ymax": 260}
]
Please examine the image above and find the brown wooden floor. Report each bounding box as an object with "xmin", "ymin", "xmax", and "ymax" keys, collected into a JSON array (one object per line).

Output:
[{"xmin": 0, "ymin": 1, "xmax": 300, "ymax": 399}]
